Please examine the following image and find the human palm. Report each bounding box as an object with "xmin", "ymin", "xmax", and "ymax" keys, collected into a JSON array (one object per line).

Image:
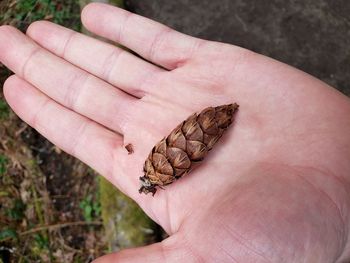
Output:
[{"xmin": 1, "ymin": 3, "xmax": 350, "ymax": 262}]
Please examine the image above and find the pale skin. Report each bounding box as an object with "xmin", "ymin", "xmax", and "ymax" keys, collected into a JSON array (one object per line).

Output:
[{"xmin": 1, "ymin": 3, "xmax": 350, "ymax": 262}]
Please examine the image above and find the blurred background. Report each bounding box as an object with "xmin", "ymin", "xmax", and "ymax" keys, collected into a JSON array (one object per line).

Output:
[{"xmin": 0, "ymin": 0, "xmax": 349, "ymax": 262}]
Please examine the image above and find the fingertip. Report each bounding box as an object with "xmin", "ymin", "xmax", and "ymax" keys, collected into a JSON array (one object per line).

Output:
[
  {"xmin": 3, "ymin": 74, "xmax": 19, "ymax": 92},
  {"xmin": 0, "ymin": 25, "xmax": 16, "ymax": 35},
  {"xmin": 0, "ymin": 25, "xmax": 19, "ymax": 49},
  {"xmin": 3, "ymin": 75, "xmax": 22, "ymax": 106},
  {"xmin": 81, "ymin": 2, "xmax": 100, "ymax": 26},
  {"xmin": 0, "ymin": 25, "xmax": 29, "ymax": 69},
  {"xmin": 81, "ymin": 2, "xmax": 123, "ymax": 29},
  {"xmin": 2, "ymin": 75, "xmax": 50, "ymax": 127},
  {"xmin": 81, "ymin": 3, "xmax": 106, "ymax": 34},
  {"xmin": 26, "ymin": 20, "xmax": 50, "ymax": 37},
  {"xmin": 82, "ymin": 2, "xmax": 113, "ymax": 15},
  {"xmin": 3, "ymin": 75, "xmax": 41, "ymax": 110},
  {"xmin": 26, "ymin": 20, "xmax": 67, "ymax": 53},
  {"xmin": 81, "ymin": 1, "xmax": 99, "ymax": 13}
]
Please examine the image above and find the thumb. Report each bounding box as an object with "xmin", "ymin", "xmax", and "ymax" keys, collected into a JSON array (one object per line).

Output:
[{"xmin": 92, "ymin": 237, "xmax": 195, "ymax": 263}]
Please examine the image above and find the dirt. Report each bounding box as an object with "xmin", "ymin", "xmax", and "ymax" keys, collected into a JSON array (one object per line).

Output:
[
  {"xmin": 20, "ymin": 128, "xmax": 101, "ymax": 250},
  {"xmin": 0, "ymin": 1, "xmax": 161, "ymax": 261},
  {"xmin": 0, "ymin": 98, "xmax": 106, "ymax": 261},
  {"xmin": 1, "ymin": 0, "xmax": 349, "ymax": 262},
  {"xmin": 126, "ymin": 0, "xmax": 350, "ymax": 97},
  {"xmin": 0, "ymin": 1, "xmax": 106, "ymax": 261}
]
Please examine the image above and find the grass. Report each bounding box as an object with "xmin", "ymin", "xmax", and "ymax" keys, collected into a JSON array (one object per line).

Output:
[
  {"xmin": 110, "ymin": 0, "xmax": 125, "ymax": 8},
  {"xmin": 0, "ymin": 0, "xmax": 162, "ymax": 261},
  {"xmin": 0, "ymin": 143, "xmax": 52, "ymax": 261},
  {"xmin": 0, "ymin": 100, "xmax": 10, "ymax": 120},
  {"xmin": 6, "ymin": 199, "xmax": 25, "ymax": 221},
  {"xmin": 0, "ymin": 228, "xmax": 18, "ymax": 242},
  {"xmin": 99, "ymin": 176, "xmax": 157, "ymax": 251},
  {"xmin": 0, "ymin": 155, "xmax": 8, "ymax": 175},
  {"xmin": 0, "ymin": 1, "xmax": 88, "ymax": 262},
  {"xmin": 79, "ymin": 191, "xmax": 101, "ymax": 223},
  {"xmin": 0, "ymin": 0, "xmax": 81, "ymax": 31}
]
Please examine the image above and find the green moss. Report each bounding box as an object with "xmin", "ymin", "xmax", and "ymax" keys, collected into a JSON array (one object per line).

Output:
[
  {"xmin": 0, "ymin": 154, "xmax": 8, "ymax": 175},
  {"xmin": 93, "ymin": 0, "xmax": 149, "ymax": 241},
  {"xmin": 99, "ymin": 176, "xmax": 156, "ymax": 250},
  {"xmin": 109, "ymin": 0, "xmax": 125, "ymax": 8},
  {"xmin": 79, "ymin": 192, "xmax": 101, "ymax": 222},
  {"xmin": 6, "ymin": 199, "xmax": 25, "ymax": 221},
  {"xmin": 0, "ymin": 100, "xmax": 10, "ymax": 120},
  {"xmin": 0, "ymin": 0, "xmax": 81, "ymax": 32}
]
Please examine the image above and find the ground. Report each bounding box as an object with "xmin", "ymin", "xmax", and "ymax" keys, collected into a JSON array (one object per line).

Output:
[
  {"xmin": 1, "ymin": 0, "xmax": 349, "ymax": 262},
  {"xmin": 126, "ymin": 0, "xmax": 350, "ymax": 96},
  {"xmin": 0, "ymin": 1, "xmax": 157, "ymax": 262}
]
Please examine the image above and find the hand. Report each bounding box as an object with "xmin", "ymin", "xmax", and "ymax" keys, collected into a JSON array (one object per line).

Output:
[{"xmin": 1, "ymin": 3, "xmax": 350, "ymax": 262}]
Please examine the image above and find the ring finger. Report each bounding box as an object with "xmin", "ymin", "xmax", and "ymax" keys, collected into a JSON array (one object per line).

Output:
[
  {"xmin": 26, "ymin": 21, "xmax": 165, "ymax": 98},
  {"xmin": 0, "ymin": 26, "xmax": 136, "ymax": 134}
]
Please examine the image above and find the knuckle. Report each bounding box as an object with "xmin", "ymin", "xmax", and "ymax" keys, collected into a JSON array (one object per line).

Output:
[
  {"xmin": 63, "ymin": 72, "xmax": 90, "ymax": 110},
  {"xmin": 21, "ymin": 46, "xmax": 41, "ymax": 79},
  {"xmin": 148, "ymin": 27, "xmax": 172, "ymax": 61}
]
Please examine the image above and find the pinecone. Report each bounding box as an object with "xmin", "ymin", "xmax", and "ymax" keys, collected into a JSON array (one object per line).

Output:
[{"xmin": 139, "ymin": 103, "xmax": 239, "ymax": 196}]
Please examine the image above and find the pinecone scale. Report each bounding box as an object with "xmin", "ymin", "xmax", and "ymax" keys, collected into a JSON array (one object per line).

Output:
[{"xmin": 139, "ymin": 103, "xmax": 239, "ymax": 195}]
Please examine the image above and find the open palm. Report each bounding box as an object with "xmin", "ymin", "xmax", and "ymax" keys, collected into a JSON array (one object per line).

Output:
[{"xmin": 1, "ymin": 3, "xmax": 350, "ymax": 262}]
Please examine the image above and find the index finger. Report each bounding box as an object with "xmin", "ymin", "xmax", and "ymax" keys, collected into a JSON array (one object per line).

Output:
[{"xmin": 81, "ymin": 3, "xmax": 203, "ymax": 70}]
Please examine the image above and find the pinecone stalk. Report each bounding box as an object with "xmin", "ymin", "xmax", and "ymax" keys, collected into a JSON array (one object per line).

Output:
[{"xmin": 139, "ymin": 103, "xmax": 239, "ymax": 195}]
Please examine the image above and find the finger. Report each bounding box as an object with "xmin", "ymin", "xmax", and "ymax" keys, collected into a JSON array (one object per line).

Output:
[
  {"xmin": 81, "ymin": 3, "xmax": 203, "ymax": 70},
  {"xmin": 27, "ymin": 21, "xmax": 164, "ymax": 98},
  {"xmin": 92, "ymin": 237, "xmax": 194, "ymax": 263},
  {"xmin": 3, "ymin": 75, "xmax": 122, "ymax": 185},
  {"xmin": 0, "ymin": 25, "xmax": 135, "ymax": 134}
]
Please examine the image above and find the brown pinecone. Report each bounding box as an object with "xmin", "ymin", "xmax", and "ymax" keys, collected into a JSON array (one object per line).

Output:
[{"xmin": 139, "ymin": 103, "xmax": 239, "ymax": 195}]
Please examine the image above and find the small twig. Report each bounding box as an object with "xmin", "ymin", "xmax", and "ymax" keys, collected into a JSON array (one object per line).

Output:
[
  {"xmin": 15, "ymin": 123, "xmax": 28, "ymax": 137},
  {"xmin": 30, "ymin": 194, "xmax": 70, "ymax": 202},
  {"xmin": 20, "ymin": 221, "xmax": 102, "ymax": 236},
  {"xmin": 57, "ymin": 230, "xmax": 82, "ymax": 254}
]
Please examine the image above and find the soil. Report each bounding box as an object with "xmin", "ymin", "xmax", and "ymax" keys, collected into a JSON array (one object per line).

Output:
[
  {"xmin": 20, "ymin": 128, "xmax": 101, "ymax": 250},
  {"xmin": 1, "ymin": 1, "xmax": 349, "ymax": 262},
  {"xmin": 0, "ymin": 102, "xmax": 106, "ymax": 261},
  {"xmin": 0, "ymin": 1, "xmax": 106, "ymax": 261},
  {"xmin": 126, "ymin": 0, "xmax": 350, "ymax": 97}
]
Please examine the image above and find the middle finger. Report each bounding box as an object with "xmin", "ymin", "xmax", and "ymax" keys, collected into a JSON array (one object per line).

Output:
[
  {"xmin": 0, "ymin": 26, "xmax": 134, "ymax": 134},
  {"xmin": 27, "ymin": 21, "xmax": 165, "ymax": 98}
]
